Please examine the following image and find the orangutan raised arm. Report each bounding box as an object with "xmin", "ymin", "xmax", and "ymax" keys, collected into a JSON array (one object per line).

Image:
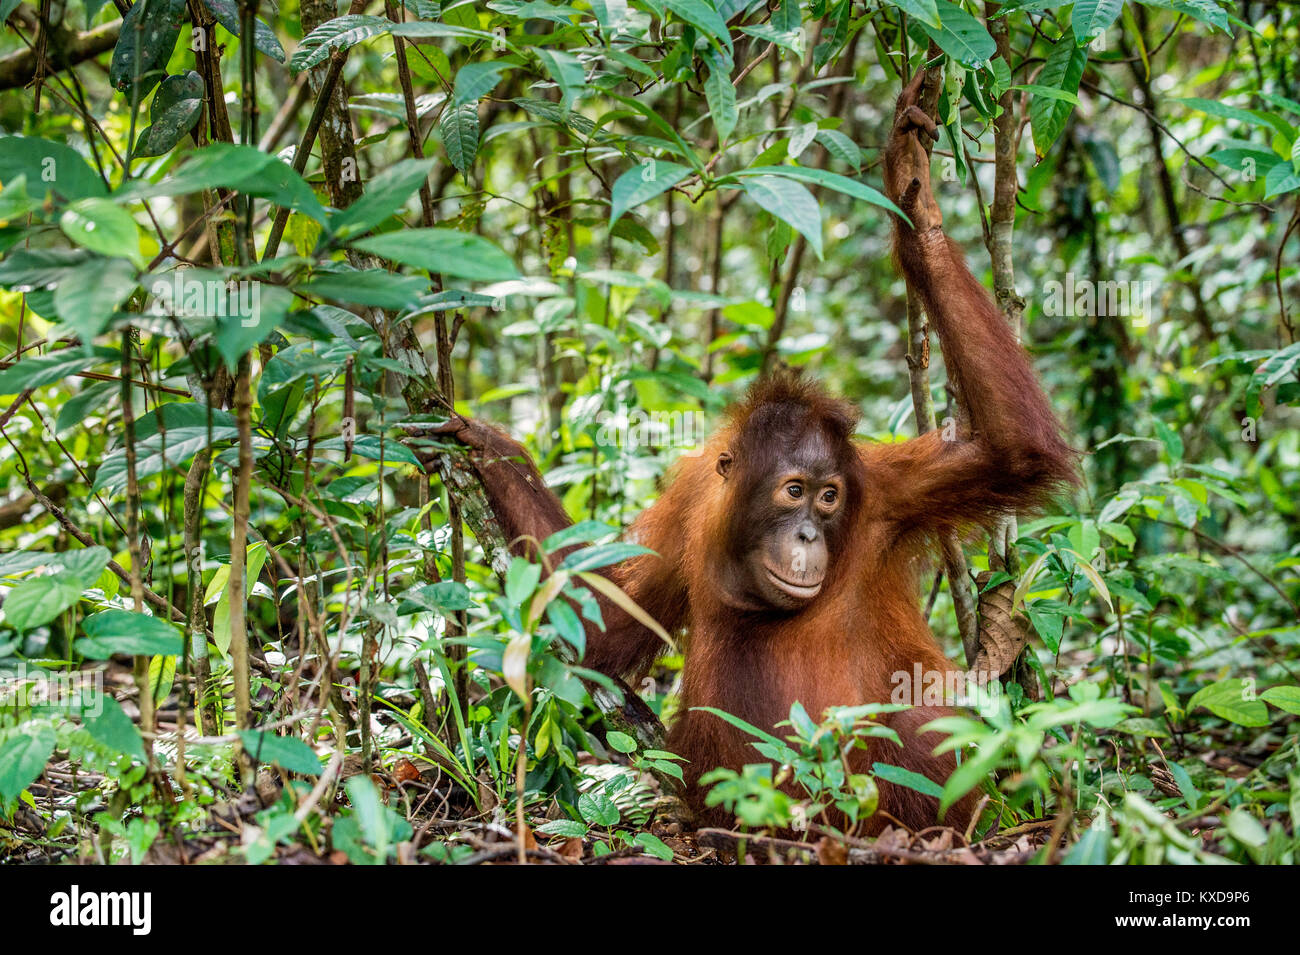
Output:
[{"xmin": 865, "ymin": 72, "xmax": 1077, "ymax": 540}]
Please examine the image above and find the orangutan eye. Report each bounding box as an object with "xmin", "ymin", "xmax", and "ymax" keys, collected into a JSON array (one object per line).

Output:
[
  {"xmin": 821, "ymin": 487, "xmax": 838, "ymax": 505},
  {"xmin": 786, "ymin": 483, "xmax": 803, "ymax": 499}
]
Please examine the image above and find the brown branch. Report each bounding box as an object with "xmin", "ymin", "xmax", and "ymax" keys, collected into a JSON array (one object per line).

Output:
[{"xmin": 0, "ymin": 17, "xmax": 121, "ymax": 92}]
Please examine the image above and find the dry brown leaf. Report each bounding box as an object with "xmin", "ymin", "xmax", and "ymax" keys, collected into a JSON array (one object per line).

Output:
[
  {"xmin": 391, "ymin": 758, "xmax": 421, "ymax": 784},
  {"xmin": 974, "ymin": 570, "xmax": 1032, "ymax": 678},
  {"xmin": 521, "ymin": 825, "xmax": 538, "ymax": 851},
  {"xmin": 815, "ymin": 837, "xmax": 848, "ymax": 865}
]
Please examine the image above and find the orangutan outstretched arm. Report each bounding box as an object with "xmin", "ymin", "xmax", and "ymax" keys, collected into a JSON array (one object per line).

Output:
[{"xmin": 419, "ymin": 418, "xmax": 686, "ymax": 683}]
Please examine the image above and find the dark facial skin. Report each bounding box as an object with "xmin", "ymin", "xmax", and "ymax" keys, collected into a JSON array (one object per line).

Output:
[{"xmin": 718, "ymin": 424, "xmax": 851, "ymax": 612}]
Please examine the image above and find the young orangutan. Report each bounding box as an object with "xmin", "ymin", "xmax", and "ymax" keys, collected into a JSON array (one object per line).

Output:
[{"xmin": 423, "ymin": 74, "xmax": 1076, "ymax": 833}]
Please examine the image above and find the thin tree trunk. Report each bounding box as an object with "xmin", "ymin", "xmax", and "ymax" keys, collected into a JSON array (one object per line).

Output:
[
  {"xmin": 184, "ymin": 448, "xmax": 216, "ymax": 735},
  {"xmin": 228, "ymin": 355, "xmax": 254, "ymax": 755}
]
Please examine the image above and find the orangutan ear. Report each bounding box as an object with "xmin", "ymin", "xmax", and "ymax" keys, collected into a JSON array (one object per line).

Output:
[{"xmin": 716, "ymin": 451, "xmax": 734, "ymax": 480}]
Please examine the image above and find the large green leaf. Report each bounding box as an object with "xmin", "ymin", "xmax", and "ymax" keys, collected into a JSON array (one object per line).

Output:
[
  {"xmin": 116, "ymin": 144, "xmax": 328, "ymax": 224},
  {"xmin": 537, "ymin": 49, "xmax": 585, "ymax": 110},
  {"xmin": 291, "ymin": 16, "xmax": 507, "ymax": 73},
  {"xmin": 198, "ymin": 0, "xmax": 287, "ymax": 62},
  {"xmin": 919, "ymin": 0, "xmax": 996, "ymax": 67},
  {"xmin": 740, "ymin": 175, "xmax": 822, "ymax": 258},
  {"xmin": 440, "ymin": 104, "xmax": 481, "ymax": 174},
  {"xmin": 1029, "ymin": 36, "xmax": 1087, "ymax": 159},
  {"xmin": 83, "ymin": 695, "xmax": 147, "ymax": 763},
  {"xmin": 53, "ymin": 256, "xmax": 139, "ymax": 341},
  {"xmin": 730, "ymin": 165, "xmax": 902, "ymax": 216},
  {"xmin": 133, "ymin": 71, "xmax": 204, "ymax": 158},
  {"xmin": 888, "ymin": 0, "xmax": 940, "ymax": 29},
  {"xmin": 0, "ymin": 346, "xmax": 121, "ymax": 395},
  {"xmin": 59, "ymin": 198, "xmax": 144, "ymax": 267},
  {"xmin": 2, "ymin": 573, "xmax": 84, "ymax": 631},
  {"xmin": 1187, "ymin": 678, "xmax": 1270, "ymax": 727},
  {"xmin": 663, "ymin": 0, "xmax": 733, "ymax": 57},
  {"xmin": 93, "ymin": 423, "xmax": 240, "ymax": 493},
  {"xmin": 238, "ymin": 730, "xmax": 323, "ymax": 775},
  {"xmin": 0, "ymin": 724, "xmax": 55, "ymax": 802},
  {"xmin": 1260, "ymin": 685, "xmax": 1300, "ymax": 715},
  {"xmin": 349, "ymin": 228, "xmax": 520, "ymax": 281},
  {"xmin": 703, "ymin": 48, "xmax": 737, "ymax": 142},
  {"xmin": 330, "ymin": 159, "xmax": 436, "ymax": 240},
  {"xmin": 0, "ymin": 136, "xmax": 106, "ymax": 200},
  {"xmin": 109, "ymin": 0, "xmax": 187, "ymax": 102},
  {"xmin": 299, "ymin": 270, "xmax": 428, "ymax": 309},
  {"xmin": 1072, "ymin": 0, "xmax": 1124, "ymax": 44},
  {"xmin": 609, "ymin": 160, "xmax": 692, "ymax": 223},
  {"xmin": 78, "ymin": 609, "xmax": 184, "ymax": 659}
]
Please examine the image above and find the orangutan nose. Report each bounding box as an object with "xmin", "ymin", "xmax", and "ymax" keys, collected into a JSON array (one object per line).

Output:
[{"xmin": 797, "ymin": 521, "xmax": 818, "ymax": 543}]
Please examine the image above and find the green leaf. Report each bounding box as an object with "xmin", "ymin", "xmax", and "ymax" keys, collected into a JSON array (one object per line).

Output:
[
  {"xmin": 0, "ymin": 346, "xmax": 121, "ymax": 395},
  {"xmin": 453, "ymin": 61, "xmax": 512, "ymax": 107},
  {"xmin": 559, "ymin": 542, "xmax": 654, "ymax": 573},
  {"xmin": 238, "ymin": 730, "xmax": 323, "ymax": 776},
  {"xmin": 919, "ymin": 0, "xmax": 996, "ymax": 67},
  {"xmin": 132, "ymin": 70, "xmax": 204, "ymax": 158},
  {"xmin": 197, "ymin": 0, "xmax": 287, "ymax": 62},
  {"xmin": 577, "ymin": 790, "xmax": 620, "ymax": 827},
  {"xmin": 1261, "ymin": 685, "xmax": 1300, "ymax": 715},
  {"xmin": 2, "ymin": 573, "xmax": 84, "ymax": 631},
  {"xmin": 53, "ymin": 382, "xmax": 116, "ymax": 431},
  {"xmin": 692, "ymin": 705, "xmax": 788, "ymax": 750},
  {"xmin": 1135, "ymin": 0, "xmax": 1230, "ymax": 34},
  {"xmin": 290, "ymin": 15, "xmax": 396, "ymax": 72},
  {"xmin": 1029, "ymin": 36, "xmax": 1087, "ymax": 159},
  {"xmin": 606, "ymin": 731, "xmax": 638, "ymax": 754},
  {"xmin": 0, "ymin": 724, "xmax": 55, "ymax": 802},
  {"xmin": 871, "ymin": 761, "xmax": 944, "ymax": 798},
  {"xmin": 0, "ymin": 136, "xmax": 106, "ymax": 200},
  {"xmin": 664, "ymin": 0, "xmax": 733, "ymax": 56},
  {"xmin": 116, "ymin": 144, "xmax": 328, "ymax": 224},
  {"xmin": 291, "ymin": 16, "xmax": 506, "ymax": 73},
  {"xmin": 1072, "ymin": 0, "xmax": 1123, "ymax": 44},
  {"xmin": 545, "ymin": 600, "xmax": 586, "ymax": 656},
  {"xmin": 889, "ymin": 0, "xmax": 940, "ymax": 29},
  {"xmin": 329, "ymin": 159, "xmax": 436, "ymax": 240},
  {"xmin": 740, "ymin": 175, "xmax": 822, "ymax": 258},
  {"xmin": 609, "ymin": 161, "xmax": 691, "ymax": 223},
  {"xmin": 440, "ymin": 104, "xmax": 481, "ymax": 173},
  {"xmin": 1063, "ymin": 815, "xmax": 1111, "ymax": 864},
  {"xmin": 703, "ymin": 48, "xmax": 737, "ymax": 142},
  {"xmin": 349, "ymin": 228, "xmax": 520, "ymax": 281},
  {"xmin": 505, "ymin": 558, "xmax": 543, "ymax": 605},
  {"xmin": 299, "ymin": 270, "xmax": 428, "ymax": 310},
  {"xmin": 730, "ymin": 164, "xmax": 902, "ymax": 216},
  {"xmin": 109, "ymin": 0, "xmax": 186, "ymax": 102},
  {"xmin": 542, "ymin": 521, "xmax": 618, "ymax": 552},
  {"xmin": 634, "ymin": 831, "xmax": 674, "ymax": 860},
  {"xmin": 83, "ymin": 695, "xmax": 146, "ymax": 763},
  {"xmin": 1225, "ymin": 807, "xmax": 1267, "ymax": 848},
  {"xmin": 78, "ymin": 609, "xmax": 183, "ymax": 659},
  {"xmin": 536, "ymin": 818, "xmax": 588, "ymax": 838},
  {"xmin": 59, "ymin": 198, "xmax": 143, "ymax": 268},
  {"xmin": 53, "ymin": 256, "xmax": 139, "ymax": 341},
  {"xmin": 209, "ymin": 541, "xmax": 268, "ymax": 656},
  {"xmin": 537, "ymin": 49, "xmax": 585, "ymax": 110},
  {"xmin": 93, "ymin": 421, "xmax": 240, "ymax": 494},
  {"xmin": 1264, "ymin": 161, "xmax": 1300, "ymax": 198},
  {"xmin": 814, "ymin": 129, "xmax": 862, "ymax": 170},
  {"xmin": 1187, "ymin": 678, "xmax": 1270, "ymax": 727},
  {"xmin": 315, "ymin": 434, "xmax": 422, "ymax": 467}
]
